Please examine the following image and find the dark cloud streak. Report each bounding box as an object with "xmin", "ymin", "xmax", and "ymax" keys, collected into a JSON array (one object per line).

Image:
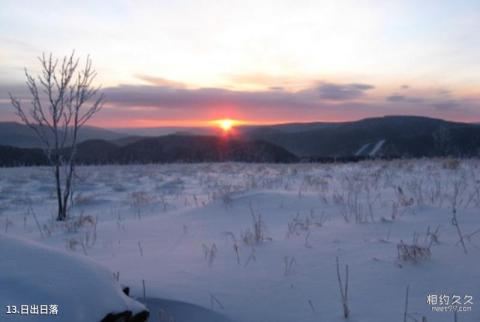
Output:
[
  {"xmin": 103, "ymin": 81, "xmax": 375, "ymax": 110},
  {"xmin": 386, "ymin": 95, "xmax": 424, "ymax": 104},
  {"xmin": 431, "ymin": 100, "xmax": 459, "ymax": 110},
  {"xmin": 316, "ymin": 83, "xmax": 374, "ymax": 100}
]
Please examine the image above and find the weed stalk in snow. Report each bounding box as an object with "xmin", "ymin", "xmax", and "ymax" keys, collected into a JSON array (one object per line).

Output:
[
  {"xmin": 336, "ymin": 256, "xmax": 350, "ymax": 319},
  {"xmin": 142, "ymin": 279, "xmax": 146, "ymax": 300},
  {"xmin": 403, "ymin": 284, "xmax": 409, "ymax": 322},
  {"xmin": 210, "ymin": 293, "xmax": 224, "ymax": 310}
]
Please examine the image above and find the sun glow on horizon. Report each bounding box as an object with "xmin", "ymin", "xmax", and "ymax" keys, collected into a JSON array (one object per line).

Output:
[{"xmin": 213, "ymin": 119, "xmax": 241, "ymax": 133}]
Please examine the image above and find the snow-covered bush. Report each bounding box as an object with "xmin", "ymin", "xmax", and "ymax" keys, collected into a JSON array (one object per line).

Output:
[{"xmin": 0, "ymin": 234, "xmax": 148, "ymax": 322}]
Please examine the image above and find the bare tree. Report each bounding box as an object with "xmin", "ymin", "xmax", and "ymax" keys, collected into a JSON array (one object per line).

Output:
[{"xmin": 9, "ymin": 52, "xmax": 103, "ymax": 221}]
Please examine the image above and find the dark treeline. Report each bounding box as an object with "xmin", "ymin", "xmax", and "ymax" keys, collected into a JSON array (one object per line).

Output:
[
  {"xmin": 0, "ymin": 135, "xmax": 299, "ymax": 167},
  {"xmin": 2, "ymin": 130, "xmax": 479, "ymax": 167}
]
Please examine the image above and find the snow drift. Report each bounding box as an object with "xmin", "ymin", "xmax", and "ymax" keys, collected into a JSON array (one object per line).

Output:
[{"xmin": 0, "ymin": 234, "xmax": 148, "ymax": 322}]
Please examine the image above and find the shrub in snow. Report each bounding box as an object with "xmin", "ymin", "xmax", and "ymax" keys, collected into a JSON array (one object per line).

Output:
[
  {"xmin": 442, "ymin": 158, "xmax": 461, "ymax": 170},
  {"xmin": 0, "ymin": 234, "xmax": 148, "ymax": 322},
  {"xmin": 242, "ymin": 206, "xmax": 271, "ymax": 246},
  {"xmin": 202, "ymin": 243, "xmax": 218, "ymax": 267},
  {"xmin": 286, "ymin": 211, "xmax": 325, "ymax": 238},
  {"xmin": 397, "ymin": 240, "xmax": 431, "ymax": 263}
]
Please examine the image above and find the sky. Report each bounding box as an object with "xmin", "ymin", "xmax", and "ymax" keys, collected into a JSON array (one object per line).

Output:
[{"xmin": 1, "ymin": 0, "xmax": 480, "ymax": 128}]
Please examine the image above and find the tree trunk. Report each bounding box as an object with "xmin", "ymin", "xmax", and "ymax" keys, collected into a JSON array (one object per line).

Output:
[
  {"xmin": 55, "ymin": 161, "xmax": 66, "ymax": 221},
  {"xmin": 61, "ymin": 164, "xmax": 75, "ymax": 222}
]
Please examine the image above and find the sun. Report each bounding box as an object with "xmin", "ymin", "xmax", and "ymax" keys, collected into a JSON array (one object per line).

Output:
[
  {"xmin": 212, "ymin": 119, "xmax": 244, "ymax": 134},
  {"xmin": 219, "ymin": 119, "xmax": 233, "ymax": 131},
  {"xmin": 214, "ymin": 119, "xmax": 237, "ymax": 133}
]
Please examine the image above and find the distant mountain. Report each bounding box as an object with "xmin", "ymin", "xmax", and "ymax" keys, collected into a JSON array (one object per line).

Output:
[
  {"xmin": 238, "ymin": 122, "xmax": 337, "ymax": 136},
  {"xmin": 111, "ymin": 126, "xmax": 215, "ymax": 137},
  {"xmin": 0, "ymin": 135, "xmax": 298, "ymax": 166},
  {"xmin": 2, "ymin": 116, "xmax": 480, "ymax": 164},
  {"xmin": 0, "ymin": 122, "xmax": 127, "ymax": 148},
  {"xmin": 110, "ymin": 136, "xmax": 146, "ymax": 147},
  {"xmin": 245, "ymin": 116, "xmax": 480, "ymax": 158},
  {"xmin": 115, "ymin": 135, "xmax": 297, "ymax": 163}
]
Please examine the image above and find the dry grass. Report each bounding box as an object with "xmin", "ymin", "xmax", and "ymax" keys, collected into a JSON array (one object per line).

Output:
[{"xmin": 397, "ymin": 241, "xmax": 431, "ymax": 263}]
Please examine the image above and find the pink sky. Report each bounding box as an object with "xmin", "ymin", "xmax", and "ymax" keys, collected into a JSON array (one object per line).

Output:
[{"xmin": 1, "ymin": 1, "xmax": 480, "ymax": 127}]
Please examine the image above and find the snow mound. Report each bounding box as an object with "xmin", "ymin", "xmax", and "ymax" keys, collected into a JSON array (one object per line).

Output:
[{"xmin": 0, "ymin": 234, "xmax": 147, "ymax": 322}]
